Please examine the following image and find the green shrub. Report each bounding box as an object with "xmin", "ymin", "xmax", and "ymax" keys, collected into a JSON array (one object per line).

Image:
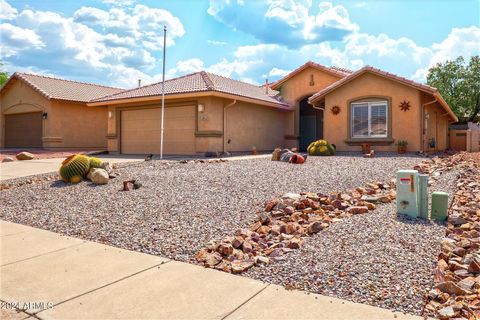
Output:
[{"xmin": 307, "ymin": 139, "xmax": 336, "ymax": 156}]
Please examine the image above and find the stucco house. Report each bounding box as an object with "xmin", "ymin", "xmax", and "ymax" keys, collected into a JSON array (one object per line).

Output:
[
  {"xmin": 1, "ymin": 61, "xmax": 458, "ymax": 154},
  {"xmin": 0, "ymin": 73, "xmax": 122, "ymax": 149}
]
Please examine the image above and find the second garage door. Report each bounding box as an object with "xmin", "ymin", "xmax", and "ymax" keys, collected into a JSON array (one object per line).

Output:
[
  {"xmin": 5, "ymin": 112, "xmax": 43, "ymax": 148},
  {"xmin": 121, "ymin": 106, "xmax": 196, "ymax": 154}
]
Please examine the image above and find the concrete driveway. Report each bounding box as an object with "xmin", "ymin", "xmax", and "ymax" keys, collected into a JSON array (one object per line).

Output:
[{"xmin": 0, "ymin": 155, "xmax": 144, "ymax": 181}]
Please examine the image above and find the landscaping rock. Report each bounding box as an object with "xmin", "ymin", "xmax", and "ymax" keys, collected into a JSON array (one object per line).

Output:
[
  {"xmin": 271, "ymin": 148, "xmax": 282, "ymax": 161},
  {"xmin": 346, "ymin": 206, "xmax": 369, "ymax": 214},
  {"xmin": 307, "ymin": 221, "xmax": 323, "ymax": 234},
  {"xmin": 231, "ymin": 260, "xmax": 254, "ymax": 274},
  {"xmin": 424, "ymin": 152, "xmax": 480, "ymax": 320},
  {"xmin": 437, "ymin": 306, "xmax": 455, "ymax": 319},
  {"xmin": 195, "ymin": 175, "xmax": 405, "ymax": 280},
  {"xmin": 205, "ymin": 253, "xmax": 222, "ymax": 267},
  {"xmin": 436, "ymin": 281, "xmax": 467, "ymax": 295},
  {"xmin": 280, "ymin": 151, "xmax": 294, "ymax": 162},
  {"xmin": 15, "ymin": 152, "xmax": 34, "ymax": 160},
  {"xmin": 2, "ymin": 157, "xmax": 15, "ymax": 162},
  {"xmin": 123, "ymin": 180, "xmax": 134, "ymax": 191},
  {"xmin": 254, "ymin": 256, "xmax": 269, "ymax": 265},
  {"xmin": 101, "ymin": 162, "xmax": 113, "ymax": 174},
  {"xmin": 133, "ymin": 181, "xmax": 142, "ymax": 189},
  {"xmin": 282, "ymin": 193, "xmax": 301, "ymax": 201},
  {"xmin": 88, "ymin": 168, "xmax": 109, "ymax": 185}
]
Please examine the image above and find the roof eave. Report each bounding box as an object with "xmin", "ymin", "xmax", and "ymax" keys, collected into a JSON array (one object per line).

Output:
[
  {"xmin": 0, "ymin": 73, "xmax": 50, "ymax": 101},
  {"xmin": 309, "ymin": 68, "xmax": 440, "ymax": 105},
  {"xmin": 88, "ymin": 90, "xmax": 293, "ymax": 110},
  {"xmin": 433, "ymin": 91, "xmax": 459, "ymax": 122},
  {"xmin": 270, "ymin": 62, "xmax": 345, "ymax": 90}
]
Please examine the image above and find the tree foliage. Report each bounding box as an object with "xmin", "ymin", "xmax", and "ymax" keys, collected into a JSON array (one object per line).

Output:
[
  {"xmin": 427, "ymin": 56, "xmax": 480, "ymax": 122},
  {"xmin": 0, "ymin": 62, "xmax": 9, "ymax": 86}
]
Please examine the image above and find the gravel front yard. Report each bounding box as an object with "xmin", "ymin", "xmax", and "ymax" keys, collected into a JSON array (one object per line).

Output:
[
  {"xmin": 1, "ymin": 153, "xmax": 444, "ymax": 315},
  {"xmin": 244, "ymin": 169, "xmax": 456, "ymax": 315}
]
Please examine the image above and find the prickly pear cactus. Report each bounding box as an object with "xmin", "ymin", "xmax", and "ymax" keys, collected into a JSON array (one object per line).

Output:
[
  {"xmin": 307, "ymin": 139, "xmax": 336, "ymax": 156},
  {"xmin": 89, "ymin": 157, "xmax": 103, "ymax": 169},
  {"xmin": 59, "ymin": 154, "xmax": 91, "ymax": 183}
]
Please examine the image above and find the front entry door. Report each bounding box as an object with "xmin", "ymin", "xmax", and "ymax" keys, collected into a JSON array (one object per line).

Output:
[
  {"xmin": 300, "ymin": 115, "xmax": 317, "ymax": 151},
  {"xmin": 299, "ymin": 97, "xmax": 323, "ymax": 151}
]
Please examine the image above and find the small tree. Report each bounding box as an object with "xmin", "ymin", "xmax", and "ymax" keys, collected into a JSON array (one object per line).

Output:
[
  {"xmin": 0, "ymin": 62, "xmax": 9, "ymax": 86},
  {"xmin": 426, "ymin": 56, "xmax": 480, "ymax": 122}
]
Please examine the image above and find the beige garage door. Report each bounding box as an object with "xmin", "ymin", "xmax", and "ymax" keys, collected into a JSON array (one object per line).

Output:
[
  {"xmin": 5, "ymin": 112, "xmax": 42, "ymax": 148},
  {"xmin": 121, "ymin": 106, "xmax": 196, "ymax": 154}
]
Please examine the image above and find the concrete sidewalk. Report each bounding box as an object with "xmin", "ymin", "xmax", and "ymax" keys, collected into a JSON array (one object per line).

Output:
[
  {"xmin": 0, "ymin": 221, "xmax": 421, "ymax": 320},
  {"xmin": 0, "ymin": 155, "xmax": 144, "ymax": 181}
]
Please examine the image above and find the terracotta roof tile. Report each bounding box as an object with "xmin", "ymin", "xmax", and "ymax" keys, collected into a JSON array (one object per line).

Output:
[
  {"xmin": 1, "ymin": 72, "xmax": 124, "ymax": 102},
  {"xmin": 330, "ymin": 66, "xmax": 354, "ymax": 74},
  {"xmin": 308, "ymin": 66, "xmax": 437, "ymax": 103},
  {"xmin": 270, "ymin": 61, "xmax": 348, "ymax": 89},
  {"xmin": 93, "ymin": 71, "xmax": 289, "ymax": 107},
  {"xmin": 308, "ymin": 65, "xmax": 457, "ymax": 121}
]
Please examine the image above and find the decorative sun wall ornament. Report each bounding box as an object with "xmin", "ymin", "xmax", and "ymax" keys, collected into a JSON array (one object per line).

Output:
[
  {"xmin": 399, "ymin": 100, "xmax": 411, "ymax": 112},
  {"xmin": 331, "ymin": 105, "xmax": 340, "ymax": 115}
]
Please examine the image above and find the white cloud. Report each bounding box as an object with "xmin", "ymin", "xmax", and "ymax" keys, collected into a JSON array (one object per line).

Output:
[
  {"xmin": 102, "ymin": 0, "xmax": 136, "ymax": 7},
  {"xmin": 0, "ymin": 0, "xmax": 17, "ymax": 20},
  {"xmin": 0, "ymin": 23, "xmax": 44, "ymax": 57},
  {"xmin": 268, "ymin": 67, "xmax": 291, "ymax": 77},
  {"xmin": 208, "ymin": 0, "xmax": 358, "ymax": 48},
  {"xmin": 205, "ymin": 0, "xmax": 480, "ymax": 84},
  {"xmin": 355, "ymin": 2, "xmax": 367, "ymax": 8},
  {"xmin": 207, "ymin": 39, "xmax": 227, "ymax": 45},
  {"xmin": 0, "ymin": 1, "xmax": 186, "ymax": 87},
  {"xmin": 412, "ymin": 26, "xmax": 480, "ymax": 81},
  {"xmin": 189, "ymin": 25, "xmax": 480, "ymax": 85},
  {"xmin": 166, "ymin": 58, "xmax": 205, "ymax": 78},
  {"xmin": 73, "ymin": 5, "xmax": 185, "ymax": 48}
]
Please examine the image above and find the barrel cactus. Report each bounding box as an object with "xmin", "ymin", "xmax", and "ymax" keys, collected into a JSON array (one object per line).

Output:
[
  {"xmin": 59, "ymin": 154, "xmax": 91, "ymax": 183},
  {"xmin": 89, "ymin": 157, "xmax": 103, "ymax": 169},
  {"xmin": 307, "ymin": 140, "xmax": 336, "ymax": 156}
]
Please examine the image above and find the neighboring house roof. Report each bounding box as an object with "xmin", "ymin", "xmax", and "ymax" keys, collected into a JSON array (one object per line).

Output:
[
  {"xmin": 91, "ymin": 71, "xmax": 290, "ymax": 108},
  {"xmin": 0, "ymin": 72, "xmax": 124, "ymax": 103},
  {"xmin": 270, "ymin": 61, "xmax": 350, "ymax": 90},
  {"xmin": 308, "ymin": 65, "xmax": 458, "ymax": 122}
]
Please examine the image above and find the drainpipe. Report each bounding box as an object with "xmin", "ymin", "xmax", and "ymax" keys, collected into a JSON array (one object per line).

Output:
[
  {"xmin": 422, "ymin": 97, "xmax": 437, "ymax": 152},
  {"xmin": 310, "ymin": 101, "xmax": 325, "ymax": 111},
  {"xmin": 223, "ymin": 99, "xmax": 237, "ymax": 153}
]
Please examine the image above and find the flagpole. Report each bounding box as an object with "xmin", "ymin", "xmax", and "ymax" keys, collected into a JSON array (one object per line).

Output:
[{"xmin": 160, "ymin": 25, "xmax": 166, "ymax": 160}]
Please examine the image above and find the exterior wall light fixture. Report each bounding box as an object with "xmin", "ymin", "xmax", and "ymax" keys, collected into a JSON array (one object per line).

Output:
[
  {"xmin": 198, "ymin": 104, "xmax": 205, "ymax": 113},
  {"xmin": 42, "ymin": 112, "xmax": 48, "ymax": 119}
]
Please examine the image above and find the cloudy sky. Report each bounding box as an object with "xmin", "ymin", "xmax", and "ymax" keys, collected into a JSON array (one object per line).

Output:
[{"xmin": 1, "ymin": 0, "xmax": 479, "ymax": 88}]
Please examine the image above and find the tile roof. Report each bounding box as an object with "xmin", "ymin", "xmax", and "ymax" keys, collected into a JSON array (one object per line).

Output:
[
  {"xmin": 1, "ymin": 72, "xmax": 124, "ymax": 102},
  {"xmin": 308, "ymin": 65, "xmax": 458, "ymax": 122},
  {"xmin": 330, "ymin": 66, "xmax": 354, "ymax": 74},
  {"xmin": 309, "ymin": 65, "xmax": 437, "ymax": 103},
  {"xmin": 270, "ymin": 61, "xmax": 349, "ymax": 90},
  {"xmin": 92, "ymin": 71, "xmax": 290, "ymax": 107}
]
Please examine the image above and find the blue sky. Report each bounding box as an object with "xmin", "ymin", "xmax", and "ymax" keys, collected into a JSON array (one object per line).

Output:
[{"xmin": 1, "ymin": 0, "xmax": 479, "ymax": 88}]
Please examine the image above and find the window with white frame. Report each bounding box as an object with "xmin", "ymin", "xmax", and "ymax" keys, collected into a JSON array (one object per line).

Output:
[{"xmin": 351, "ymin": 101, "xmax": 388, "ymax": 138}]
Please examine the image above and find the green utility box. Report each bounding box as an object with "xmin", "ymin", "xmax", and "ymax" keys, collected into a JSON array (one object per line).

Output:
[
  {"xmin": 431, "ymin": 191, "xmax": 449, "ymax": 221},
  {"xmin": 418, "ymin": 174, "xmax": 429, "ymax": 219}
]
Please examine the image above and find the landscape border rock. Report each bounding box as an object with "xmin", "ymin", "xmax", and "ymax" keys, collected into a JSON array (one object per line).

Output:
[
  {"xmin": 422, "ymin": 152, "xmax": 480, "ymax": 320},
  {"xmin": 196, "ymin": 180, "xmax": 396, "ymax": 274},
  {"xmin": 15, "ymin": 152, "xmax": 35, "ymax": 160}
]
